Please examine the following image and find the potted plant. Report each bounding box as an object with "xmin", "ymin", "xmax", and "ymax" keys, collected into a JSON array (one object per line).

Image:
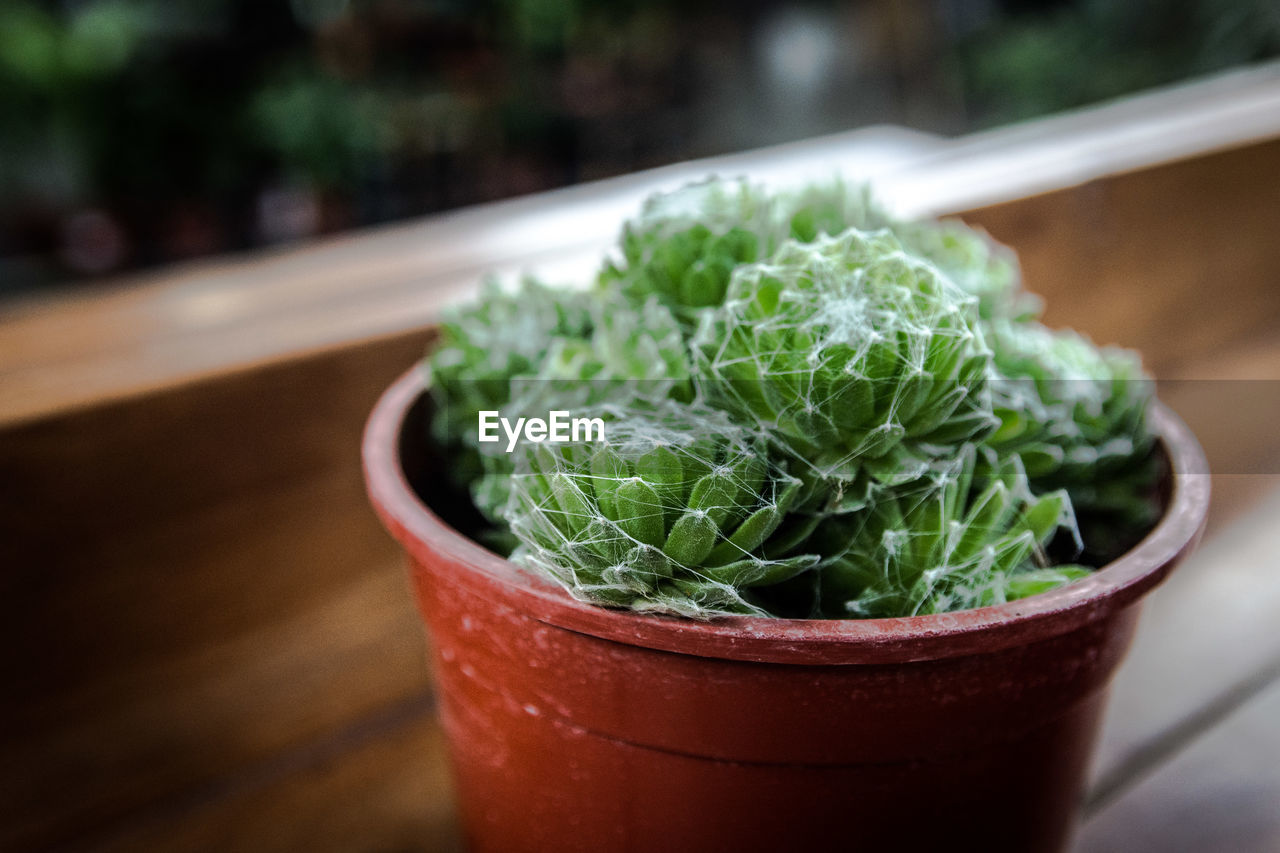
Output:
[{"xmin": 363, "ymin": 178, "xmax": 1208, "ymax": 853}]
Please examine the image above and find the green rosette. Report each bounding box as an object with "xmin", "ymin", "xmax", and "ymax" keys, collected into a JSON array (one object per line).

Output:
[
  {"xmin": 985, "ymin": 320, "xmax": 1158, "ymax": 558},
  {"xmin": 427, "ymin": 280, "xmax": 694, "ymax": 524},
  {"xmin": 505, "ymin": 399, "xmax": 819, "ymax": 617},
  {"xmin": 774, "ymin": 180, "xmax": 1037, "ymax": 321},
  {"xmin": 693, "ymin": 228, "xmax": 998, "ymax": 509},
  {"xmin": 425, "ymin": 277, "xmax": 595, "ymax": 523},
  {"xmin": 599, "ymin": 178, "xmax": 770, "ymax": 324},
  {"xmin": 601, "ymin": 177, "xmax": 1036, "ymax": 324},
  {"xmin": 815, "ymin": 445, "xmax": 1088, "ymax": 618},
  {"xmin": 520, "ymin": 292, "xmax": 694, "ymax": 407}
]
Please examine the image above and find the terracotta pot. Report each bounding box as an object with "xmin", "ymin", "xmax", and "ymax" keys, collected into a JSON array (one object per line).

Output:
[{"xmin": 363, "ymin": 368, "xmax": 1209, "ymax": 853}]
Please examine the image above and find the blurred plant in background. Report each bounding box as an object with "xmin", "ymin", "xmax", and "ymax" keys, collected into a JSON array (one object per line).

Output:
[
  {"xmin": 960, "ymin": 0, "xmax": 1280, "ymax": 125},
  {"xmin": 1, "ymin": 0, "xmax": 1276, "ymax": 293}
]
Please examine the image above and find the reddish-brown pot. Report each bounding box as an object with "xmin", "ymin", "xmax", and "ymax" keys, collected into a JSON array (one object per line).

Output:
[{"xmin": 363, "ymin": 368, "xmax": 1209, "ymax": 853}]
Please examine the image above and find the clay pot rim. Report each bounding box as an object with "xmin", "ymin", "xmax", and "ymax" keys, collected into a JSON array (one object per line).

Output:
[{"xmin": 363, "ymin": 366, "xmax": 1209, "ymax": 664}]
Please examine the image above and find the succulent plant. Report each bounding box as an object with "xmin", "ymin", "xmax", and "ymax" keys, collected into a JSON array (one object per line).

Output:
[
  {"xmin": 599, "ymin": 179, "xmax": 768, "ymax": 323},
  {"xmin": 428, "ymin": 280, "xmax": 697, "ymax": 523},
  {"xmin": 774, "ymin": 180, "xmax": 1038, "ymax": 321},
  {"xmin": 984, "ymin": 319, "xmax": 1158, "ymax": 556},
  {"xmin": 692, "ymin": 229, "xmax": 997, "ymax": 509},
  {"xmin": 601, "ymin": 177, "xmax": 1035, "ymax": 325},
  {"xmin": 520, "ymin": 293, "xmax": 694, "ymax": 405},
  {"xmin": 505, "ymin": 400, "xmax": 819, "ymax": 617},
  {"xmin": 423, "ymin": 177, "xmax": 1160, "ymax": 620},
  {"xmin": 427, "ymin": 276, "xmax": 594, "ymax": 447},
  {"xmin": 426, "ymin": 277, "xmax": 596, "ymax": 521},
  {"xmin": 815, "ymin": 445, "xmax": 1088, "ymax": 618}
]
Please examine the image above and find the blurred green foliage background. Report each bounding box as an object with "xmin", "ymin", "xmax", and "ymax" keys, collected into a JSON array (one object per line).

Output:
[{"xmin": 1, "ymin": 0, "xmax": 1276, "ymax": 293}]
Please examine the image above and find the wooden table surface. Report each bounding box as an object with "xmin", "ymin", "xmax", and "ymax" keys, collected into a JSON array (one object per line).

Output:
[{"xmin": 3, "ymin": 64, "xmax": 1280, "ymax": 852}]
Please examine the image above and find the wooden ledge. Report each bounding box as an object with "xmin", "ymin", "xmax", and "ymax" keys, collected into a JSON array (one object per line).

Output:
[{"xmin": 3, "ymin": 63, "xmax": 1279, "ymax": 428}]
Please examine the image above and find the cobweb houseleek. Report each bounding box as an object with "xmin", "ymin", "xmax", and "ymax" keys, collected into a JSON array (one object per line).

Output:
[
  {"xmin": 429, "ymin": 280, "xmax": 691, "ymax": 523},
  {"xmin": 693, "ymin": 229, "xmax": 998, "ymax": 510},
  {"xmin": 813, "ymin": 445, "xmax": 1088, "ymax": 618},
  {"xmin": 505, "ymin": 399, "xmax": 820, "ymax": 617},
  {"xmin": 985, "ymin": 319, "xmax": 1158, "ymax": 559},
  {"xmin": 427, "ymin": 277, "xmax": 595, "ymax": 522},
  {"xmin": 600, "ymin": 177, "xmax": 1036, "ymax": 325},
  {"xmin": 423, "ymin": 177, "xmax": 1159, "ymax": 619}
]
